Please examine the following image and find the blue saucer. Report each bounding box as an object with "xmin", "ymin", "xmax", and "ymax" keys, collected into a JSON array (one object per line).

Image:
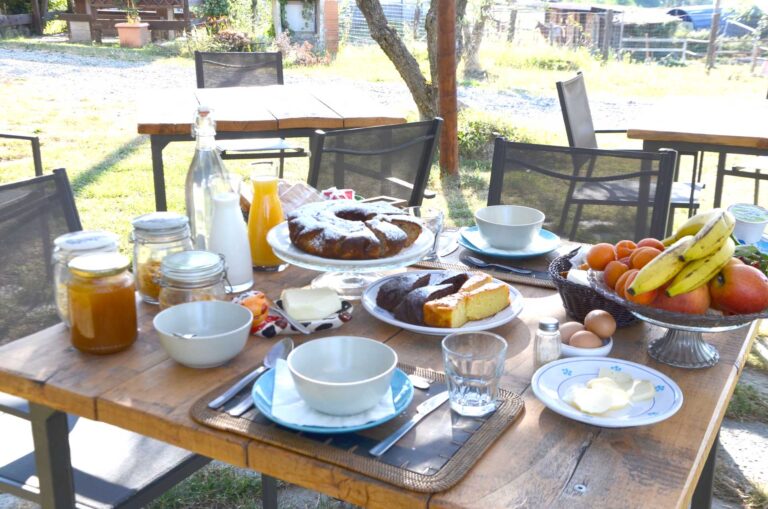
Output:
[
  {"xmin": 251, "ymin": 368, "xmax": 414, "ymax": 434},
  {"xmin": 459, "ymin": 226, "xmax": 560, "ymax": 259}
]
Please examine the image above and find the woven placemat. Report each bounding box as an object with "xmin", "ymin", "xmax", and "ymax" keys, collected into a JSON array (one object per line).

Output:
[
  {"xmin": 413, "ymin": 260, "xmax": 557, "ymax": 289},
  {"xmin": 191, "ymin": 364, "xmax": 524, "ymax": 493}
]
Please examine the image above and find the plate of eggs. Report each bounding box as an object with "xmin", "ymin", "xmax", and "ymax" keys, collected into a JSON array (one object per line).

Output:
[{"xmin": 559, "ymin": 310, "xmax": 615, "ymax": 357}]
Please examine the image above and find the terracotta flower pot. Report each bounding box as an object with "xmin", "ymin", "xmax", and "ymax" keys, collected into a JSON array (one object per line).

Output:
[{"xmin": 115, "ymin": 22, "xmax": 150, "ymax": 48}]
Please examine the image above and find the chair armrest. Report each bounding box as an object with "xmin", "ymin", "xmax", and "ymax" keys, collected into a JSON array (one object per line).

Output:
[
  {"xmin": 385, "ymin": 177, "xmax": 436, "ymax": 200},
  {"xmin": 0, "ymin": 133, "xmax": 43, "ymax": 176},
  {"xmin": 594, "ymin": 129, "xmax": 627, "ymax": 134}
]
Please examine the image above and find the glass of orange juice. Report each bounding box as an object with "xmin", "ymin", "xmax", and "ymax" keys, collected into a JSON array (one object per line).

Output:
[{"xmin": 247, "ymin": 162, "xmax": 287, "ymax": 272}]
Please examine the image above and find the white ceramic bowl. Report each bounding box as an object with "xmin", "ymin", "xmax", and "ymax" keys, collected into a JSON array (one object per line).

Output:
[
  {"xmin": 153, "ymin": 301, "xmax": 252, "ymax": 368},
  {"xmin": 287, "ymin": 336, "xmax": 397, "ymax": 416},
  {"xmin": 475, "ymin": 205, "xmax": 545, "ymax": 250},
  {"xmin": 561, "ymin": 337, "xmax": 613, "ymax": 358}
]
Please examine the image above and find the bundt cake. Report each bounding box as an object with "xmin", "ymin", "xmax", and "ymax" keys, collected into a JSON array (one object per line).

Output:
[
  {"xmin": 424, "ymin": 281, "xmax": 510, "ymax": 328},
  {"xmin": 286, "ymin": 201, "xmax": 423, "ymax": 260},
  {"xmin": 393, "ymin": 284, "xmax": 456, "ymax": 325},
  {"xmin": 376, "ymin": 272, "xmax": 432, "ymax": 311}
]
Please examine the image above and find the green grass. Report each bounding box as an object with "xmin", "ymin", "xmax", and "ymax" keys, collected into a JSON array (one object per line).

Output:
[
  {"xmin": 149, "ymin": 464, "xmax": 263, "ymax": 509},
  {"xmin": 726, "ymin": 383, "xmax": 768, "ymax": 422}
]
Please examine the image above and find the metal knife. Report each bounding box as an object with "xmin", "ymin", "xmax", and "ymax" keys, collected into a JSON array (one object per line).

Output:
[{"xmin": 369, "ymin": 391, "xmax": 450, "ymax": 457}]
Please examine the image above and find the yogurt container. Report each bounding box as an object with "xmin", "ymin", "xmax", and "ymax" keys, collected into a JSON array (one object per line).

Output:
[{"xmin": 729, "ymin": 203, "xmax": 768, "ymax": 245}]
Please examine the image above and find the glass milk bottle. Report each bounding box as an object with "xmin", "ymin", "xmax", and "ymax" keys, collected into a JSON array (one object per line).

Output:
[
  {"xmin": 185, "ymin": 105, "xmax": 229, "ymax": 250},
  {"xmin": 209, "ymin": 176, "xmax": 253, "ymax": 293},
  {"xmin": 247, "ymin": 162, "xmax": 286, "ymax": 271}
]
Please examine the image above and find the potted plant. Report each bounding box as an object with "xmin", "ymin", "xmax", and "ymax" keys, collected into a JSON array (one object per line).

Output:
[{"xmin": 115, "ymin": 0, "xmax": 149, "ymax": 48}]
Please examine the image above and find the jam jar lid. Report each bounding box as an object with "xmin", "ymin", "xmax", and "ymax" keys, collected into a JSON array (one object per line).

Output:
[
  {"xmin": 54, "ymin": 230, "xmax": 119, "ymax": 254},
  {"xmin": 160, "ymin": 250, "xmax": 225, "ymax": 285},
  {"xmin": 69, "ymin": 253, "xmax": 131, "ymax": 278},
  {"xmin": 132, "ymin": 212, "xmax": 189, "ymax": 238}
]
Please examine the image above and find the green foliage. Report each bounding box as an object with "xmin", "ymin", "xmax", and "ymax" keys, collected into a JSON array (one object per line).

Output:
[
  {"xmin": 726, "ymin": 383, "xmax": 768, "ymax": 422},
  {"xmin": 490, "ymin": 43, "xmax": 597, "ymax": 72},
  {"xmin": 0, "ymin": 0, "xmax": 28, "ymax": 14},
  {"xmin": 196, "ymin": 0, "xmax": 253, "ymax": 33},
  {"xmin": 457, "ymin": 110, "xmax": 546, "ymax": 160},
  {"xmin": 149, "ymin": 465, "xmax": 262, "ymax": 509}
]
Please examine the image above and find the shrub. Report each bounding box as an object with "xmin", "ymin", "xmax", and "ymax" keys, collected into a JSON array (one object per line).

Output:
[
  {"xmin": 457, "ymin": 110, "xmax": 547, "ymax": 160},
  {"xmin": 214, "ymin": 29, "xmax": 254, "ymax": 51},
  {"xmin": 275, "ymin": 32, "xmax": 330, "ymax": 67}
]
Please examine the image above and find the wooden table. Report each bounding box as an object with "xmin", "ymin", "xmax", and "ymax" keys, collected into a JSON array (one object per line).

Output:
[
  {"xmin": 627, "ymin": 102, "xmax": 768, "ymax": 207},
  {"xmin": 137, "ymin": 85, "xmax": 407, "ymax": 212},
  {"xmin": 0, "ymin": 257, "xmax": 759, "ymax": 508}
]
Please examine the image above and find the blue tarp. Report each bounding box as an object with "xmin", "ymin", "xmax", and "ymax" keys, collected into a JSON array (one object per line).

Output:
[{"xmin": 666, "ymin": 5, "xmax": 734, "ymax": 31}]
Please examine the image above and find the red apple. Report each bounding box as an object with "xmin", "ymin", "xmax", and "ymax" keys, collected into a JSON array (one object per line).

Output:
[
  {"xmin": 709, "ymin": 264, "xmax": 768, "ymax": 315},
  {"xmin": 652, "ymin": 284, "xmax": 710, "ymax": 314}
]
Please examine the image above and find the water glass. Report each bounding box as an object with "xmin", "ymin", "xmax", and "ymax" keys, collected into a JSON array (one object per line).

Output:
[
  {"xmin": 442, "ymin": 331, "xmax": 507, "ymax": 417},
  {"xmin": 406, "ymin": 206, "xmax": 444, "ymax": 260}
]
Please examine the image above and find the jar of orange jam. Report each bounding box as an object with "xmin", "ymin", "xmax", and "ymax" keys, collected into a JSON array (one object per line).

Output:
[{"xmin": 67, "ymin": 253, "xmax": 137, "ymax": 354}]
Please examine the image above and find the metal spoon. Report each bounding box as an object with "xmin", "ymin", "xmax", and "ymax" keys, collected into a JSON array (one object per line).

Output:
[
  {"xmin": 408, "ymin": 374, "xmax": 431, "ymax": 390},
  {"xmin": 462, "ymin": 255, "xmax": 533, "ymax": 275},
  {"xmin": 208, "ymin": 337, "xmax": 294, "ymax": 414}
]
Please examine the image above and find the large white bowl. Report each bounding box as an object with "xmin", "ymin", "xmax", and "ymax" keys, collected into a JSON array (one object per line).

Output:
[
  {"xmin": 287, "ymin": 336, "xmax": 397, "ymax": 416},
  {"xmin": 153, "ymin": 301, "xmax": 252, "ymax": 368},
  {"xmin": 475, "ymin": 205, "xmax": 545, "ymax": 250}
]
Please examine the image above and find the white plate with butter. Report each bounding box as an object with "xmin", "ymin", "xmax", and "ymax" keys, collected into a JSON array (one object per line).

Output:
[{"xmin": 531, "ymin": 357, "xmax": 683, "ymax": 428}]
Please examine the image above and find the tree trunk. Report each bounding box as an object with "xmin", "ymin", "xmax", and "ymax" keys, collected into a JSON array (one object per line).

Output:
[
  {"xmin": 357, "ymin": 0, "xmax": 437, "ymax": 119},
  {"xmin": 455, "ymin": 0, "xmax": 469, "ymax": 62},
  {"xmin": 462, "ymin": 0, "xmax": 492, "ymax": 79},
  {"xmin": 425, "ymin": 0, "xmax": 438, "ymax": 90}
]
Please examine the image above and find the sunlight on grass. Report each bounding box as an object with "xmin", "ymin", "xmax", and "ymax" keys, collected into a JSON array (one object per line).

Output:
[{"xmin": 726, "ymin": 383, "xmax": 768, "ymax": 422}]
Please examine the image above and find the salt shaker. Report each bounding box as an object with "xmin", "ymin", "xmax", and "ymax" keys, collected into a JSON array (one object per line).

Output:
[{"xmin": 534, "ymin": 317, "xmax": 561, "ymax": 370}]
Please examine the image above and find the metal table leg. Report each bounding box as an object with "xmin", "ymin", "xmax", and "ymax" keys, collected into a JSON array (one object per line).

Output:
[
  {"xmin": 151, "ymin": 136, "xmax": 171, "ymax": 212},
  {"xmin": 713, "ymin": 153, "xmax": 727, "ymax": 209},
  {"xmin": 29, "ymin": 403, "xmax": 75, "ymax": 508},
  {"xmin": 261, "ymin": 474, "xmax": 278, "ymax": 509},
  {"xmin": 691, "ymin": 431, "xmax": 719, "ymax": 509}
]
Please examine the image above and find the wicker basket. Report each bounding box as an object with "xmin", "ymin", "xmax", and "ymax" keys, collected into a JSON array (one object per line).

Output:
[{"xmin": 548, "ymin": 254, "xmax": 636, "ymax": 327}]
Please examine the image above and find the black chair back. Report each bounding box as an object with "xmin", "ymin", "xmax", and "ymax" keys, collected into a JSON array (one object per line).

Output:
[
  {"xmin": 488, "ymin": 139, "xmax": 676, "ymax": 243},
  {"xmin": 195, "ymin": 51, "xmax": 284, "ymax": 88},
  {"xmin": 556, "ymin": 72, "xmax": 599, "ymax": 149},
  {"xmin": 308, "ymin": 119, "xmax": 443, "ymax": 207},
  {"xmin": 0, "ymin": 169, "xmax": 81, "ymax": 345}
]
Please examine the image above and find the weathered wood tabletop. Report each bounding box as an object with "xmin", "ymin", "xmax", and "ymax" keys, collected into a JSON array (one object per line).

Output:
[
  {"xmin": 626, "ymin": 102, "xmax": 768, "ymax": 150},
  {"xmin": 136, "ymin": 85, "xmax": 407, "ymax": 136},
  {"xmin": 0, "ymin": 253, "xmax": 758, "ymax": 509}
]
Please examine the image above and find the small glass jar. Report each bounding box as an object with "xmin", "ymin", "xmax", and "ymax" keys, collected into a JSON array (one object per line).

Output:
[
  {"xmin": 52, "ymin": 230, "xmax": 119, "ymax": 326},
  {"xmin": 534, "ymin": 317, "xmax": 561, "ymax": 370},
  {"xmin": 68, "ymin": 253, "xmax": 137, "ymax": 355},
  {"xmin": 131, "ymin": 212, "xmax": 193, "ymax": 304},
  {"xmin": 158, "ymin": 250, "xmax": 228, "ymax": 310}
]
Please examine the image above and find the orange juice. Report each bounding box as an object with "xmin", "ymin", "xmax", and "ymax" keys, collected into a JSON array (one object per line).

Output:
[{"xmin": 247, "ymin": 176, "xmax": 284, "ymax": 267}]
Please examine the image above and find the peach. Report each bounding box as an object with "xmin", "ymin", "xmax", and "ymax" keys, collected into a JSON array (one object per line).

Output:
[
  {"xmin": 652, "ymin": 284, "xmax": 710, "ymax": 314},
  {"xmin": 636, "ymin": 238, "xmax": 666, "ymax": 251},
  {"xmin": 603, "ymin": 260, "xmax": 630, "ymax": 290},
  {"xmin": 630, "ymin": 247, "xmax": 662, "ymax": 269}
]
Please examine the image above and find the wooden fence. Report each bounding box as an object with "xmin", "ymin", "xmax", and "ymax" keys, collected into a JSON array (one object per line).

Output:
[
  {"xmin": 0, "ymin": 13, "xmax": 33, "ymax": 30},
  {"xmin": 619, "ymin": 35, "xmax": 768, "ymax": 70}
]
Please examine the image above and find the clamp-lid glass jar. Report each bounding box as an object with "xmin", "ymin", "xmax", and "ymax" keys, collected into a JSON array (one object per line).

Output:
[
  {"xmin": 52, "ymin": 230, "xmax": 119, "ymax": 326},
  {"xmin": 68, "ymin": 252, "xmax": 137, "ymax": 355},
  {"xmin": 158, "ymin": 250, "xmax": 228, "ymax": 310},
  {"xmin": 131, "ymin": 212, "xmax": 192, "ymax": 304}
]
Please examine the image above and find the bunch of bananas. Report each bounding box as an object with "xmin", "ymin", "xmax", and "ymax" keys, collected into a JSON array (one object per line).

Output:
[{"xmin": 627, "ymin": 209, "xmax": 736, "ymax": 298}]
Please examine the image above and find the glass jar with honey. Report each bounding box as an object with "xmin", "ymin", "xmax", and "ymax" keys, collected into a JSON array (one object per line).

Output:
[
  {"xmin": 52, "ymin": 230, "xmax": 119, "ymax": 326},
  {"xmin": 158, "ymin": 250, "xmax": 228, "ymax": 310},
  {"xmin": 67, "ymin": 253, "xmax": 137, "ymax": 355},
  {"xmin": 131, "ymin": 212, "xmax": 192, "ymax": 304}
]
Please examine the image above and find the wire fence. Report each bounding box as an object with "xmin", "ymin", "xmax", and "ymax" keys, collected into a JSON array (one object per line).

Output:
[{"xmin": 337, "ymin": 0, "xmax": 768, "ymax": 70}]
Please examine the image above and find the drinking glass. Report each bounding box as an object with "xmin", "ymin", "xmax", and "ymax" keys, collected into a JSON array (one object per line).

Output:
[
  {"xmin": 406, "ymin": 206, "xmax": 444, "ymax": 260},
  {"xmin": 247, "ymin": 162, "xmax": 287, "ymax": 272},
  {"xmin": 442, "ymin": 331, "xmax": 507, "ymax": 417}
]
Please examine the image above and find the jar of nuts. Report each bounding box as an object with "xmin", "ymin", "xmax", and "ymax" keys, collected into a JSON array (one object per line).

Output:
[{"xmin": 131, "ymin": 212, "xmax": 192, "ymax": 304}]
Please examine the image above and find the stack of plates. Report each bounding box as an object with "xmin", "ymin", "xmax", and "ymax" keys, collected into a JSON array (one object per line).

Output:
[{"xmin": 458, "ymin": 226, "xmax": 560, "ymax": 259}]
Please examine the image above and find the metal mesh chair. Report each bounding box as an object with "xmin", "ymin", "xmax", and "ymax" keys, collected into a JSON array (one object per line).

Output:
[
  {"xmin": 0, "ymin": 133, "xmax": 43, "ymax": 176},
  {"xmin": 0, "ymin": 169, "xmax": 210, "ymax": 508},
  {"xmin": 557, "ymin": 72, "xmax": 701, "ymax": 223},
  {"xmin": 308, "ymin": 119, "xmax": 443, "ymax": 207},
  {"xmin": 194, "ymin": 51, "xmax": 306, "ymax": 177},
  {"xmin": 488, "ymin": 139, "xmax": 677, "ymax": 243}
]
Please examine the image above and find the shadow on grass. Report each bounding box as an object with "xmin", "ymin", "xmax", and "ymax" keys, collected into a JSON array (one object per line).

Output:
[{"xmin": 69, "ymin": 136, "xmax": 146, "ymax": 196}]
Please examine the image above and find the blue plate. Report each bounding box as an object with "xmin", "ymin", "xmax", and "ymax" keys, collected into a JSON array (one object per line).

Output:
[
  {"xmin": 459, "ymin": 226, "xmax": 560, "ymax": 259},
  {"xmin": 251, "ymin": 368, "xmax": 414, "ymax": 434}
]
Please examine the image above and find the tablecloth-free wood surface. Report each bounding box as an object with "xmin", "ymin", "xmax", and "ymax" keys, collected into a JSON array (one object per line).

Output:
[{"xmin": 0, "ymin": 257, "xmax": 758, "ymax": 509}]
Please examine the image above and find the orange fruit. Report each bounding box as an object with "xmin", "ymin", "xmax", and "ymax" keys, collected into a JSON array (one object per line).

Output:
[
  {"xmin": 603, "ymin": 260, "xmax": 630, "ymax": 289},
  {"xmin": 614, "ymin": 269, "xmax": 639, "ymax": 299},
  {"xmin": 614, "ymin": 240, "xmax": 637, "ymax": 259},
  {"xmin": 636, "ymin": 238, "xmax": 666, "ymax": 251},
  {"xmin": 630, "ymin": 247, "xmax": 661, "ymax": 269},
  {"xmin": 586, "ymin": 243, "xmax": 617, "ymax": 270}
]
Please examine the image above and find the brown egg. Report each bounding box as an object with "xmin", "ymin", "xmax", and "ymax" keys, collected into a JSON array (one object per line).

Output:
[
  {"xmin": 584, "ymin": 310, "xmax": 617, "ymax": 339},
  {"xmin": 560, "ymin": 321, "xmax": 585, "ymax": 344},
  {"xmin": 569, "ymin": 330, "xmax": 604, "ymax": 349}
]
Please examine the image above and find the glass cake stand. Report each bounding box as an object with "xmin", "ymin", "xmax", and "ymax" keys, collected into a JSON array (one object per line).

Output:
[
  {"xmin": 588, "ymin": 271, "xmax": 767, "ymax": 369},
  {"xmin": 266, "ymin": 222, "xmax": 434, "ymax": 300}
]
